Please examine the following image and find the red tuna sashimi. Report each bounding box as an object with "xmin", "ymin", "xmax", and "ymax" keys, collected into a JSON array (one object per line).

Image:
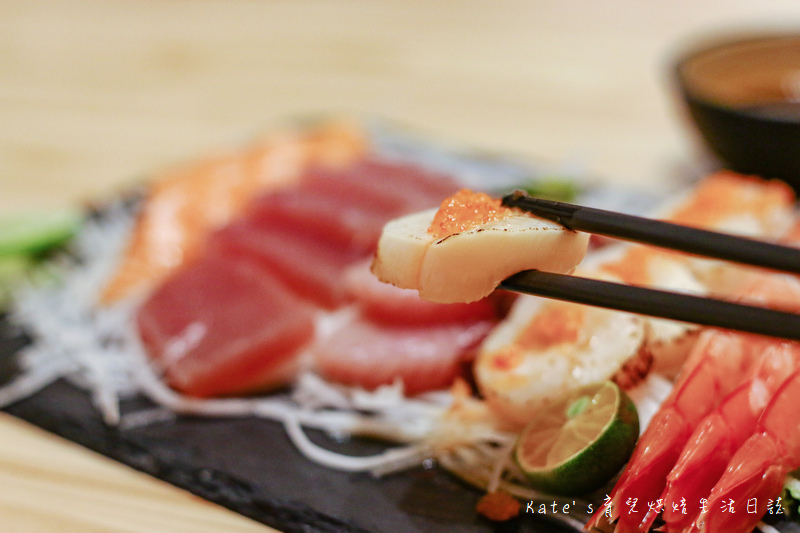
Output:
[
  {"xmin": 244, "ymin": 159, "xmax": 461, "ymax": 256},
  {"xmin": 343, "ymin": 259, "xmax": 499, "ymax": 325},
  {"xmin": 137, "ymin": 256, "xmax": 316, "ymax": 397},
  {"xmin": 207, "ymin": 220, "xmax": 363, "ymax": 308},
  {"xmin": 313, "ymin": 317, "xmax": 494, "ymax": 395},
  {"xmin": 246, "ymin": 187, "xmax": 390, "ymax": 255},
  {"xmin": 342, "ymin": 158, "xmax": 464, "ymax": 200},
  {"xmin": 298, "ymin": 159, "xmax": 460, "ymax": 216}
]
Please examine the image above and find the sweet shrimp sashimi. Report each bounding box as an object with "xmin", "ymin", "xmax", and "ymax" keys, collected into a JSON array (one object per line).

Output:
[
  {"xmin": 592, "ymin": 329, "xmax": 776, "ymax": 533},
  {"xmin": 590, "ymin": 272, "xmax": 800, "ymax": 533},
  {"xmin": 660, "ymin": 341, "xmax": 800, "ymax": 532},
  {"xmin": 695, "ymin": 369, "xmax": 800, "ymax": 533}
]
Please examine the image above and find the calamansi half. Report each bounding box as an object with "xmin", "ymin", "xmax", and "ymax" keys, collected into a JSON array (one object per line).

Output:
[{"xmin": 513, "ymin": 380, "xmax": 639, "ymax": 496}]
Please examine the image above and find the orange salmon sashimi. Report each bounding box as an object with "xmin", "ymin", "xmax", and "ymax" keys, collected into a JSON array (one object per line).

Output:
[
  {"xmin": 589, "ymin": 273, "xmax": 800, "ymax": 533},
  {"xmin": 101, "ymin": 121, "xmax": 367, "ymax": 304}
]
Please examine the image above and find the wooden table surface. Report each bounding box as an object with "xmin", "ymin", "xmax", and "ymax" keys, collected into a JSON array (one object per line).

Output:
[{"xmin": 2, "ymin": 1, "xmax": 800, "ymax": 531}]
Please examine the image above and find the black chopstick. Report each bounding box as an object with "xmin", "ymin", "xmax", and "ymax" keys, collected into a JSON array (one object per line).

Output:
[
  {"xmin": 500, "ymin": 270, "xmax": 800, "ymax": 341},
  {"xmin": 502, "ymin": 191, "xmax": 800, "ymax": 275}
]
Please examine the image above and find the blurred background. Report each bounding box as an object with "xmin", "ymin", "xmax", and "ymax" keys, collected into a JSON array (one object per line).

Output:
[{"xmin": 3, "ymin": 0, "xmax": 800, "ymax": 213}]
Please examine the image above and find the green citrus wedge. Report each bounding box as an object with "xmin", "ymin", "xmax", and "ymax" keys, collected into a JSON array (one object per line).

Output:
[{"xmin": 513, "ymin": 380, "xmax": 639, "ymax": 496}]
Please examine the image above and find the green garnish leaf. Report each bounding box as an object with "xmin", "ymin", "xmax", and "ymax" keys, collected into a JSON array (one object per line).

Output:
[
  {"xmin": 519, "ymin": 178, "xmax": 580, "ymax": 202},
  {"xmin": 0, "ymin": 208, "xmax": 82, "ymax": 257}
]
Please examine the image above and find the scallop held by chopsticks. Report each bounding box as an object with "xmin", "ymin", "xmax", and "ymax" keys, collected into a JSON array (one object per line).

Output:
[{"xmin": 371, "ymin": 189, "xmax": 590, "ymax": 304}]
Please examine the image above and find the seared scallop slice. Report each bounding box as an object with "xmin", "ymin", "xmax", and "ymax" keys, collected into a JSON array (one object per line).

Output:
[
  {"xmin": 371, "ymin": 190, "xmax": 589, "ymax": 304},
  {"xmin": 475, "ymin": 296, "xmax": 649, "ymax": 430}
]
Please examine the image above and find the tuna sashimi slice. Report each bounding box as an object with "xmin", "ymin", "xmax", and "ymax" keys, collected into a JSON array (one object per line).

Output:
[
  {"xmin": 297, "ymin": 159, "xmax": 460, "ymax": 216},
  {"xmin": 137, "ymin": 256, "xmax": 316, "ymax": 397},
  {"xmin": 207, "ymin": 220, "xmax": 363, "ymax": 308},
  {"xmin": 246, "ymin": 187, "xmax": 390, "ymax": 256},
  {"xmin": 313, "ymin": 316, "xmax": 494, "ymax": 395},
  {"xmin": 243, "ymin": 159, "xmax": 461, "ymax": 257}
]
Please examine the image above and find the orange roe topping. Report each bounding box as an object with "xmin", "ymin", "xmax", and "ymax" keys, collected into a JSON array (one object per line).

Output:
[
  {"xmin": 476, "ymin": 490, "xmax": 521, "ymax": 521},
  {"xmin": 515, "ymin": 303, "xmax": 585, "ymax": 350},
  {"xmin": 428, "ymin": 189, "xmax": 515, "ymax": 239}
]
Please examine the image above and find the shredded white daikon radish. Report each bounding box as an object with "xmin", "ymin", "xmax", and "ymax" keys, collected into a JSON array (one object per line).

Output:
[{"xmin": 4, "ymin": 202, "xmax": 140, "ymax": 424}]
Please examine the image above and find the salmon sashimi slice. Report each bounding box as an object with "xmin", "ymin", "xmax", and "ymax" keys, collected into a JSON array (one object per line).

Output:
[
  {"xmin": 137, "ymin": 256, "xmax": 316, "ymax": 397},
  {"xmin": 207, "ymin": 220, "xmax": 363, "ymax": 308},
  {"xmin": 313, "ymin": 316, "xmax": 494, "ymax": 396},
  {"xmin": 101, "ymin": 122, "xmax": 367, "ymax": 304}
]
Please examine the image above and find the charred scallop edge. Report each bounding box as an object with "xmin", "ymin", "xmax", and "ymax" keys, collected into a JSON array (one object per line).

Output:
[{"xmin": 432, "ymin": 224, "xmax": 566, "ymax": 245}]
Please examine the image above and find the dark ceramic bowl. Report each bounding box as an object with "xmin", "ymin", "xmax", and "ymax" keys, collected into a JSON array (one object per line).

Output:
[{"xmin": 674, "ymin": 33, "xmax": 800, "ymax": 189}]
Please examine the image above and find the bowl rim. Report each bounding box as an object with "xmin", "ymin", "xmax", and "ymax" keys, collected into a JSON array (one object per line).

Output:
[{"xmin": 671, "ymin": 31, "xmax": 800, "ymax": 125}]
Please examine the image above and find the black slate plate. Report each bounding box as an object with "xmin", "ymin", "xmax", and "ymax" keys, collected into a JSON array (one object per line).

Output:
[{"xmin": 0, "ymin": 313, "xmax": 585, "ymax": 533}]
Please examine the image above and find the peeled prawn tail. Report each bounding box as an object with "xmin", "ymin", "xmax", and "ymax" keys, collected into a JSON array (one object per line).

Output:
[
  {"xmin": 659, "ymin": 380, "xmax": 770, "ymax": 532},
  {"xmin": 587, "ymin": 329, "xmax": 771, "ymax": 533},
  {"xmin": 691, "ymin": 434, "xmax": 786, "ymax": 533},
  {"xmin": 660, "ymin": 342, "xmax": 800, "ymax": 532},
  {"xmin": 586, "ymin": 406, "xmax": 693, "ymax": 533},
  {"xmin": 695, "ymin": 369, "xmax": 800, "ymax": 533}
]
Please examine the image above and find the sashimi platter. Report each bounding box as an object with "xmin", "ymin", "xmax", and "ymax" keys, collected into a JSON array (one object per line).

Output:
[{"xmin": 3, "ymin": 121, "xmax": 800, "ymax": 533}]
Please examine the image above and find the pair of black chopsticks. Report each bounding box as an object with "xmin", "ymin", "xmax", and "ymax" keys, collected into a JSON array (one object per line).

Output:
[{"xmin": 499, "ymin": 191, "xmax": 800, "ymax": 342}]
